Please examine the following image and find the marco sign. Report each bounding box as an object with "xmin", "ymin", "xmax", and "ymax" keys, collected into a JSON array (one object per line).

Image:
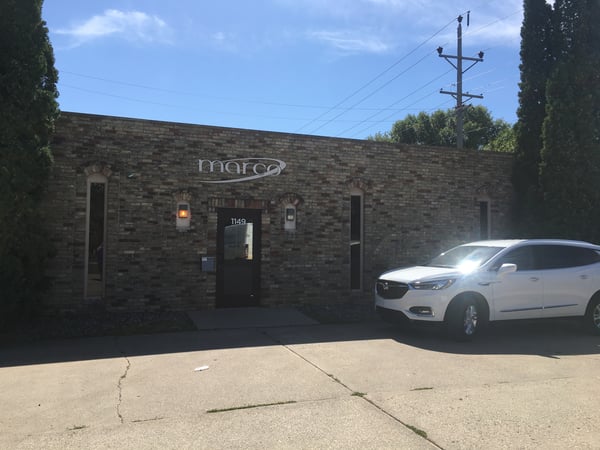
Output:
[{"xmin": 198, "ymin": 158, "xmax": 286, "ymax": 183}]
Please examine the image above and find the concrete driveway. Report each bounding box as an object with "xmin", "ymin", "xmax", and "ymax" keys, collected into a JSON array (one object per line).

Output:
[{"xmin": 1, "ymin": 309, "xmax": 599, "ymax": 449}]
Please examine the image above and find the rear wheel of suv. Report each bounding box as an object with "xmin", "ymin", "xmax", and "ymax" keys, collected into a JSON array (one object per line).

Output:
[
  {"xmin": 584, "ymin": 294, "xmax": 600, "ymax": 335},
  {"xmin": 446, "ymin": 296, "xmax": 482, "ymax": 341}
]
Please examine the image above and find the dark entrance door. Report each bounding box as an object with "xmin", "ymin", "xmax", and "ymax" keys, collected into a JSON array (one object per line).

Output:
[{"xmin": 216, "ymin": 208, "xmax": 262, "ymax": 308}]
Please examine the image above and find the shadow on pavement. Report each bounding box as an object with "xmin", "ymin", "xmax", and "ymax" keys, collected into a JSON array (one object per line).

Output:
[
  {"xmin": 373, "ymin": 319, "xmax": 600, "ymax": 357},
  {"xmin": 0, "ymin": 310, "xmax": 599, "ymax": 368}
]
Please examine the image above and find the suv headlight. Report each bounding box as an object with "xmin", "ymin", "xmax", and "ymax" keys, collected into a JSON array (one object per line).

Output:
[{"xmin": 410, "ymin": 279, "xmax": 456, "ymax": 290}]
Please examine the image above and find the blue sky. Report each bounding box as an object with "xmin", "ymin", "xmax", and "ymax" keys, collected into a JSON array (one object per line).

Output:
[{"xmin": 43, "ymin": 0, "xmax": 524, "ymax": 139}]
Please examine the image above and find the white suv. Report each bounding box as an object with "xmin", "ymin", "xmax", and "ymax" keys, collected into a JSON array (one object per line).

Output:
[{"xmin": 375, "ymin": 239, "xmax": 600, "ymax": 340}]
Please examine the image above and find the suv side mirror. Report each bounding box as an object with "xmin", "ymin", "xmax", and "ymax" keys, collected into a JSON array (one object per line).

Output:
[{"xmin": 498, "ymin": 263, "xmax": 517, "ymax": 276}]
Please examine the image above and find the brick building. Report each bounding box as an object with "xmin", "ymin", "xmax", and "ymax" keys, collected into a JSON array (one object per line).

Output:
[{"xmin": 42, "ymin": 112, "xmax": 514, "ymax": 312}]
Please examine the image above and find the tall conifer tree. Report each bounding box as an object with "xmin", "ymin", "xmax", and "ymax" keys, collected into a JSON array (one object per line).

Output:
[
  {"xmin": 512, "ymin": 0, "xmax": 553, "ymax": 234},
  {"xmin": 0, "ymin": 0, "xmax": 59, "ymax": 324},
  {"xmin": 539, "ymin": 0, "xmax": 600, "ymax": 241}
]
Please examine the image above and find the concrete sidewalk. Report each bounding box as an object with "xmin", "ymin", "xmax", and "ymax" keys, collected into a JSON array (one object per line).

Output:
[
  {"xmin": 1, "ymin": 310, "xmax": 599, "ymax": 449},
  {"xmin": 187, "ymin": 307, "xmax": 319, "ymax": 329}
]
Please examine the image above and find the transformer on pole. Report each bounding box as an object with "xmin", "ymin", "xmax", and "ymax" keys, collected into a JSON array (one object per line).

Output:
[{"xmin": 438, "ymin": 12, "xmax": 484, "ymax": 149}]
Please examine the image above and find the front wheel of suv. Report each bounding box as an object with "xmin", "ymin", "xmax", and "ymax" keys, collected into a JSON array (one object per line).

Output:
[
  {"xmin": 446, "ymin": 296, "xmax": 484, "ymax": 341},
  {"xmin": 584, "ymin": 294, "xmax": 600, "ymax": 335}
]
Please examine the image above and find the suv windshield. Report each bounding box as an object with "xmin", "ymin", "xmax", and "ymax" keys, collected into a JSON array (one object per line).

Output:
[{"xmin": 425, "ymin": 245, "xmax": 504, "ymax": 270}]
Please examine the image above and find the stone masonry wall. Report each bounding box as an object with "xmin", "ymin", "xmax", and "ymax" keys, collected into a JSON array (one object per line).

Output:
[{"xmin": 42, "ymin": 112, "xmax": 514, "ymax": 312}]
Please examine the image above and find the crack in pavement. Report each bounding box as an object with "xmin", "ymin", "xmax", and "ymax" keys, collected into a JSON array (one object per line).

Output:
[
  {"xmin": 260, "ymin": 329, "xmax": 444, "ymax": 449},
  {"xmin": 115, "ymin": 337, "xmax": 131, "ymax": 424}
]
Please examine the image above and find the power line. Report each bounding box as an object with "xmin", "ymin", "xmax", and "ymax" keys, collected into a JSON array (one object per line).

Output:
[
  {"xmin": 338, "ymin": 68, "xmax": 453, "ymax": 137},
  {"xmin": 340, "ymin": 65, "xmax": 495, "ymax": 138},
  {"xmin": 349, "ymin": 68, "xmax": 505, "ymax": 138},
  {"xmin": 348, "ymin": 92, "xmax": 446, "ymax": 138},
  {"xmin": 295, "ymin": 16, "xmax": 458, "ymax": 134},
  {"xmin": 343, "ymin": 10, "xmax": 521, "ymax": 139},
  {"xmin": 437, "ymin": 13, "xmax": 485, "ymax": 148},
  {"xmin": 370, "ymin": 122, "xmax": 507, "ymax": 146},
  {"xmin": 349, "ymin": 71, "xmax": 508, "ymax": 139},
  {"xmin": 350, "ymin": 93, "xmax": 453, "ymax": 139},
  {"xmin": 462, "ymin": 9, "xmax": 522, "ymax": 41},
  {"xmin": 308, "ymin": 50, "xmax": 435, "ymax": 135},
  {"xmin": 59, "ymin": 83, "xmax": 402, "ymax": 124},
  {"xmin": 60, "ymin": 70, "xmax": 419, "ymax": 112},
  {"xmin": 59, "ymin": 9, "xmax": 522, "ymax": 138}
]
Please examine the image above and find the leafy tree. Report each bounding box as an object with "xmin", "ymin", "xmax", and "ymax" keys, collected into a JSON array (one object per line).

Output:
[
  {"xmin": 367, "ymin": 131, "xmax": 392, "ymax": 142},
  {"xmin": 390, "ymin": 113, "xmax": 420, "ymax": 144},
  {"xmin": 538, "ymin": 0, "xmax": 600, "ymax": 241},
  {"xmin": 0, "ymin": 0, "xmax": 59, "ymax": 326},
  {"xmin": 484, "ymin": 123, "xmax": 516, "ymax": 153},
  {"xmin": 512, "ymin": 0, "xmax": 553, "ymax": 232},
  {"xmin": 370, "ymin": 106, "xmax": 514, "ymax": 151}
]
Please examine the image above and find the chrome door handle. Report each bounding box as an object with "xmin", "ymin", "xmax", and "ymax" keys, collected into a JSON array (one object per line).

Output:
[
  {"xmin": 529, "ymin": 277, "xmax": 539, "ymax": 282},
  {"xmin": 580, "ymin": 274, "xmax": 588, "ymax": 280}
]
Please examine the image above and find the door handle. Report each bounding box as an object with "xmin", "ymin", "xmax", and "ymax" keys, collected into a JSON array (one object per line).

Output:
[
  {"xmin": 529, "ymin": 277, "xmax": 539, "ymax": 282},
  {"xmin": 580, "ymin": 274, "xmax": 588, "ymax": 280},
  {"xmin": 478, "ymin": 281, "xmax": 500, "ymax": 286}
]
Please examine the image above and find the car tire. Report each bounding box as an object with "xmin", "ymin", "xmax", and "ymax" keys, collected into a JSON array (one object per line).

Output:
[
  {"xmin": 446, "ymin": 296, "xmax": 481, "ymax": 341},
  {"xmin": 584, "ymin": 295, "xmax": 600, "ymax": 335}
]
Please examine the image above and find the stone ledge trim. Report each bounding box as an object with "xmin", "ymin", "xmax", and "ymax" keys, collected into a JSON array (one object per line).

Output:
[{"xmin": 84, "ymin": 162, "xmax": 113, "ymax": 178}]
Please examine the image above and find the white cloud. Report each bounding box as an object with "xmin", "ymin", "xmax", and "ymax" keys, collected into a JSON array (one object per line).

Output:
[
  {"xmin": 56, "ymin": 9, "xmax": 172, "ymax": 46},
  {"xmin": 365, "ymin": 0, "xmax": 433, "ymax": 10},
  {"xmin": 465, "ymin": 20, "xmax": 522, "ymax": 47},
  {"xmin": 308, "ymin": 30, "xmax": 391, "ymax": 54},
  {"xmin": 209, "ymin": 31, "xmax": 239, "ymax": 52},
  {"xmin": 212, "ymin": 31, "xmax": 228, "ymax": 42},
  {"xmin": 273, "ymin": 0, "xmax": 362, "ymax": 17},
  {"xmin": 458, "ymin": 6, "xmax": 523, "ymax": 48},
  {"xmin": 278, "ymin": 0, "xmax": 523, "ymax": 51}
]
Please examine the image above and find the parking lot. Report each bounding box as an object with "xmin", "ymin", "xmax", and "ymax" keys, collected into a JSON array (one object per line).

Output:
[{"xmin": 1, "ymin": 309, "xmax": 599, "ymax": 449}]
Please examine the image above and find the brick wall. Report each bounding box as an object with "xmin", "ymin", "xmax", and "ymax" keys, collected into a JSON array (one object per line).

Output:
[{"xmin": 42, "ymin": 112, "xmax": 514, "ymax": 312}]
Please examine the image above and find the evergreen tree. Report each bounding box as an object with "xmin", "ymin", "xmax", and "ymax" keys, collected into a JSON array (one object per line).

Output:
[
  {"xmin": 0, "ymin": 0, "xmax": 59, "ymax": 326},
  {"xmin": 512, "ymin": 0, "xmax": 553, "ymax": 234},
  {"xmin": 539, "ymin": 0, "xmax": 600, "ymax": 241}
]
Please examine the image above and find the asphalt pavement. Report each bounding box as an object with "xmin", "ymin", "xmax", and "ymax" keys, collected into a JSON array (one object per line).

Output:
[{"xmin": 1, "ymin": 308, "xmax": 599, "ymax": 449}]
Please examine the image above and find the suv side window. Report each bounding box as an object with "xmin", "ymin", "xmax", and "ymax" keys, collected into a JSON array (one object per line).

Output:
[
  {"xmin": 495, "ymin": 246, "xmax": 535, "ymax": 271},
  {"xmin": 535, "ymin": 245, "xmax": 600, "ymax": 269}
]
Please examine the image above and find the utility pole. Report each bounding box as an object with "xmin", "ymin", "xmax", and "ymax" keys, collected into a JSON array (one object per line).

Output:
[{"xmin": 438, "ymin": 12, "xmax": 484, "ymax": 149}]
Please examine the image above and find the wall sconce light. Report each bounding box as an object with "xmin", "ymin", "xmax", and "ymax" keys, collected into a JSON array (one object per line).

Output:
[
  {"xmin": 286, "ymin": 208, "xmax": 295, "ymax": 221},
  {"xmin": 284, "ymin": 205, "xmax": 296, "ymax": 231},
  {"xmin": 176, "ymin": 201, "xmax": 191, "ymax": 231}
]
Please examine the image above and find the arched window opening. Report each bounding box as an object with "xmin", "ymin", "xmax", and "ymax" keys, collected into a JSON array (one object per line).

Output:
[
  {"xmin": 350, "ymin": 188, "xmax": 363, "ymax": 290},
  {"xmin": 479, "ymin": 198, "xmax": 490, "ymax": 240},
  {"xmin": 85, "ymin": 173, "xmax": 107, "ymax": 298}
]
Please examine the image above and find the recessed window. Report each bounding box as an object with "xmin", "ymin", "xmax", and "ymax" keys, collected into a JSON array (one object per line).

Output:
[
  {"xmin": 86, "ymin": 174, "xmax": 107, "ymax": 298},
  {"xmin": 479, "ymin": 200, "xmax": 490, "ymax": 239},
  {"xmin": 350, "ymin": 190, "xmax": 363, "ymax": 290}
]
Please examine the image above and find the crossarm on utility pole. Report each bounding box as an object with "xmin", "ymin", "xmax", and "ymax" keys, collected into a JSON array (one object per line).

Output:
[{"xmin": 437, "ymin": 13, "xmax": 484, "ymax": 149}]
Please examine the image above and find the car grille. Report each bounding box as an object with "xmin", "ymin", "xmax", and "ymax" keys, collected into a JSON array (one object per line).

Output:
[{"xmin": 376, "ymin": 280, "xmax": 409, "ymax": 299}]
